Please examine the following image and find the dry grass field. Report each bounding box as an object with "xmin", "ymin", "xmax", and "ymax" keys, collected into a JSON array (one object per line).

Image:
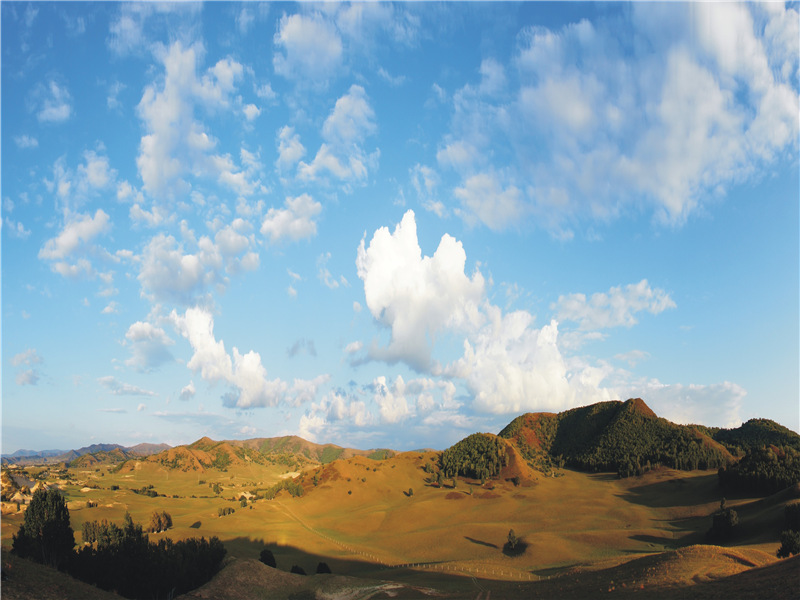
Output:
[{"xmin": 2, "ymin": 448, "xmax": 797, "ymax": 599}]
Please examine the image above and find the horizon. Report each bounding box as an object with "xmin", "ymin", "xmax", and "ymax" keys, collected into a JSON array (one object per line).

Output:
[{"xmin": 3, "ymin": 2, "xmax": 798, "ymax": 455}]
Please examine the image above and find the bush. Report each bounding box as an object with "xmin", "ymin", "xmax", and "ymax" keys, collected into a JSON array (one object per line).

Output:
[
  {"xmin": 777, "ymin": 530, "xmax": 800, "ymax": 558},
  {"xmin": 259, "ymin": 548, "xmax": 276, "ymax": 568},
  {"xmin": 707, "ymin": 501, "xmax": 739, "ymax": 542},
  {"xmin": 316, "ymin": 562, "xmax": 331, "ymax": 574},
  {"xmin": 290, "ymin": 564, "xmax": 306, "ymax": 575}
]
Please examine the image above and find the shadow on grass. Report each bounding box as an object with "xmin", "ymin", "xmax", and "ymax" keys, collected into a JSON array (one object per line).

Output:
[
  {"xmin": 502, "ymin": 540, "xmax": 528, "ymax": 557},
  {"xmin": 618, "ymin": 472, "xmax": 720, "ymax": 508},
  {"xmin": 464, "ymin": 536, "xmax": 498, "ymax": 549}
]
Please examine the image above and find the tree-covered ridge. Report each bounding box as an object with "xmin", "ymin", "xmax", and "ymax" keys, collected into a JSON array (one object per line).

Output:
[
  {"xmin": 440, "ymin": 433, "xmax": 508, "ymax": 479},
  {"xmin": 710, "ymin": 419, "xmax": 800, "ymax": 454},
  {"xmin": 718, "ymin": 446, "xmax": 800, "ymax": 495},
  {"xmin": 500, "ymin": 398, "xmax": 733, "ymax": 477}
]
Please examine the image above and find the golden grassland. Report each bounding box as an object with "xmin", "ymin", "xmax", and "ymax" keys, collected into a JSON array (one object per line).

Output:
[{"xmin": 2, "ymin": 451, "xmax": 797, "ymax": 599}]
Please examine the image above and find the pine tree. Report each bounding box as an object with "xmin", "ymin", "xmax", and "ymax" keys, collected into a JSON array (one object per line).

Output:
[{"xmin": 12, "ymin": 488, "xmax": 74, "ymax": 569}]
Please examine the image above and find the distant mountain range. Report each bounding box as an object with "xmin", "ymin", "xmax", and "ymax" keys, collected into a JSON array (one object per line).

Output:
[
  {"xmin": 4, "ymin": 398, "xmax": 798, "ymax": 477},
  {"xmin": 2, "ymin": 442, "xmax": 171, "ymax": 466}
]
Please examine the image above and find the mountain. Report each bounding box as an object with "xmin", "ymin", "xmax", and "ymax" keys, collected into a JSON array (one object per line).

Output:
[
  {"xmin": 121, "ymin": 435, "xmax": 396, "ymax": 474},
  {"xmin": 2, "ymin": 442, "xmax": 172, "ymax": 466},
  {"xmin": 499, "ymin": 398, "xmax": 735, "ymax": 476},
  {"xmin": 710, "ymin": 419, "xmax": 800, "ymax": 453}
]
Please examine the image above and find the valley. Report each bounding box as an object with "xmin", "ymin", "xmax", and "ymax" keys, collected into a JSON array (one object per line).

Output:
[{"xmin": 2, "ymin": 399, "xmax": 798, "ymax": 599}]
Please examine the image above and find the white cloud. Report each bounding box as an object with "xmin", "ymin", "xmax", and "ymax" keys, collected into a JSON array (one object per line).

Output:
[
  {"xmin": 275, "ymin": 126, "xmax": 306, "ymax": 174},
  {"xmin": 101, "ymin": 301, "xmax": 119, "ymax": 314},
  {"xmin": 242, "ymin": 103, "xmax": 261, "ymax": 121},
  {"xmin": 36, "ymin": 80, "xmax": 72, "ymax": 123},
  {"xmin": 553, "ymin": 279, "xmax": 676, "ymax": 332},
  {"xmin": 297, "ymin": 85, "xmax": 379, "ymax": 184},
  {"xmin": 11, "ymin": 349, "xmax": 43, "ymax": 367},
  {"xmin": 344, "ymin": 341, "xmax": 363, "ymax": 354},
  {"xmin": 138, "ymin": 233, "xmax": 221, "ymax": 304},
  {"xmin": 236, "ymin": 7, "xmax": 255, "ymax": 35},
  {"xmin": 14, "ymin": 134, "xmax": 38, "ymax": 148},
  {"xmin": 136, "ymin": 41, "xmax": 247, "ymax": 198},
  {"xmin": 125, "ymin": 321, "xmax": 175, "ymax": 371},
  {"xmin": 16, "ymin": 370, "xmax": 40, "ymax": 386},
  {"xmin": 273, "ymin": 12, "xmax": 343, "ymax": 86},
  {"xmin": 622, "ymin": 379, "xmax": 746, "ymax": 429},
  {"xmin": 261, "ymin": 194, "xmax": 322, "ymax": 244},
  {"xmin": 38, "ymin": 210, "xmax": 111, "ymax": 277},
  {"xmin": 5, "ymin": 219, "xmax": 31, "ymax": 239},
  {"xmin": 356, "ymin": 210, "xmax": 485, "ymax": 371},
  {"xmin": 98, "ymin": 375, "xmax": 157, "ymax": 397},
  {"xmin": 454, "ymin": 172, "xmax": 525, "ymax": 231},
  {"xmin": 172, "ymin": 306, "xmax": 328, "ymax": 409},
  {"xmin": 372, "ymin": 375, "xmax": 411, "ymax": 424},
  {"xmin": 180, "ymin": 380, "xmax": 196, "ymax": 401}
]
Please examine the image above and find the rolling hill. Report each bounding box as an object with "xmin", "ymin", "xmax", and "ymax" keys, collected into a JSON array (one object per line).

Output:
[{"xmin": 1, "ymin": 443, "xmax": 171, "ymax": 467}]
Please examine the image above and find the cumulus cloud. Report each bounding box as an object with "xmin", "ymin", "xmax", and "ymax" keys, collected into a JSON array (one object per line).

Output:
[
  {"xmin": 98, "ymin": 375, "xmax": 157, "ymax": 397},
  {"xmin": 15, "ymin": 370, "xmax": 40, "ymax": 386},
  {"xmin": 261, "ymin": 194, "xmax": 322, "ymax": 245},
  {"xmin": 124, "ymin": 321, "xmax": 175, "ymax": 371},
  {"xmin": 554, "ymin": 279, "xmax": 676, "ymax": 332},
  {"xmin": 433, "ymin": 3, "xmax": 799, "ymax": 233},
  {"xmin": 11, "ymin": 349, "xmax": 43, "ymax": 367},
  {"xmin": 35, "ymin": 80, "xmax": 72, "ymax": 123},
  {"xmin": 297, "ymin": 85, "xmax": 379, "ymax": 185},
  {"xmin": 38, "ymin": 210, "xmax": 111, "ymax": 279},
  {"xmin": 622, "ymin": 379, "xmax": 747, "ymax": 429},
  {"xmin": 356, "ymin": 210, "xmax": 485, "ymax": 371},
  {"xmin": 275, "ymin": 126, "xmax": 306, "ymax": 173},
  {"xmin": 14, "ymin": 134, "xmax": 38, "ymax": 148},
  {"xmin": 136, "ymin": 41, "xmax": 255, "ymax": 198},
  {"xmin": 273, "ymin": 12, "xmax": 343, "ymax": 86},
  {"xmin": 180, "ymin": 380, "xmax": 196, "ymax": 401},
  {"xmin": 172, "ymin": 306, "xmax": 329, "ymax": 409}
]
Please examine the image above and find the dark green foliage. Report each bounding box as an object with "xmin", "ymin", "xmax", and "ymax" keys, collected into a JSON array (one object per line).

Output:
[
  {"xmin": 713, "ymin": 419, "xmax": 800, "ymax": 454},
  {"xmin": 718, "ymin": 446, "xmax": 800, "ymax": 495},
  {"xmin": 290, "ymin": 564, "xmax": 306, "ymax": 575},
  {"xmin": 319, "ymin": 447, "xmax": 344, "ymax": 464},
  {"xmin": 367, "ymin": 449, "xmax": 395, "ymax": 460},
  {"xmin": 707, "ymin": 499, "xmax": 739, "ymax": 542},
  {"xmin": 785, "ymin": 502, "xmax": 800, "ymax": 531},
  {"xmin": 507, "ymin": 529, "xmax": 517, "ymax": 550},
  {"xmin": 260, "ymin": 478, "xmax": 304, "ymax": 500},
  {"xmin": 71, "ymin": 513, "xmax": 226, "ymax": 599},
  {"xmin": 12, "ymin": 488, "xmax": 74, "ymax": 569},
  {"xmin": 110, "ymin": 484, "xmax": 119, "ymax": 491},
  {"xmin": 148, "ymin": 510, "xmax": 172, "ymax": 533},
  {"xmin": 260, "ymin": 548, "xmax": 276, "ymax": 568},
  {"xmin": 240, "ymin": 496, "xmax": 247, "ymax": 508},
  {"xmin": 777, "ymin": 530, "xmax": 800, "ymax": 558},
  {"xmin": 499, "ymin": 399, "xmax": 729, "ymax": 477},
  {"xmin": 316, "ymin": 562, "xmax": 332, "ymax": 574},
  {"xmin": 440, "ymin": 433, "xmax": 508, "ymax": 479},
  {"xmin": 407, "ymin": 487, "xmax": 413, "ymax": 497},
  {"xmin": 218, "ymin": 507, "xmax": 235, "ymax": 517}
]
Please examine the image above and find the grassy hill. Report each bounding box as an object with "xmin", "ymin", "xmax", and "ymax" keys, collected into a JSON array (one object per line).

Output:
[{"xmin": 499, "ymin": 398, "xmax": 735, "ymax": 477}]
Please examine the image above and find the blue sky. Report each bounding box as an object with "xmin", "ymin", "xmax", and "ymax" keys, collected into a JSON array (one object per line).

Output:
[{"xmin": 2, "ymin": 2, "xmax": 798, "ymax": 454}]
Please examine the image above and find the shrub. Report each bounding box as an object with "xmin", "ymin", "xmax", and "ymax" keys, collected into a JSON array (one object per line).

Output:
[
  {"xmin": 259, "ymin": 548, "xmax": 276, "ymax": 568},
  {"xmin": 777, "ymin": 530, "xmax": 800, "ymax": 558},
  {"xmin": 316, "ymin": 562, "xmax": 331, "ymax": 574},
  {"xmin": 290, "ymin": 565, "xmax": 306, "ymax": 575}
]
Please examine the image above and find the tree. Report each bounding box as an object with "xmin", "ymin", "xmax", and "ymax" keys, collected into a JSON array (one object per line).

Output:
[
  {"xmin": 507, "ymin": 529, "xmax": 518, "ymax": 550},
  {"xmin": 259, "ymin": 548, "xmax": 276, "ymax": 568},
  {"xmin": 408, "ymin": 487, "xmax": 413, "ymax": 497},
  {"xmin": 777, "ymin": 530, "xmax": 800, "ymax": 558},
  {"xmin": 316, "ymin": 562, "xmax": 332, "ymax": 574},
  {"xmin": 240, "ymin": 496, "xmax": 247, "ymax": 508},
  {"xmin": 290, "ymin": 564, "xmax": 306, "ymax": 575},
  {"xmin": 12, "ymin": 488, "xmax": 74, "ymax": 569}
]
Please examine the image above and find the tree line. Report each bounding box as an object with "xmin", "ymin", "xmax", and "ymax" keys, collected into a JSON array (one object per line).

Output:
[{"xmin": 12, "ymin": 488, "xmax": 225, "ymax": 599}]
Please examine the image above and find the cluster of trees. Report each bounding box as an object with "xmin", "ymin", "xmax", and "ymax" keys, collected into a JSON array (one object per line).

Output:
[
  {"xmin": 440, "ymin": 433, "xmax": 508, "ymax": 480},
  {"xmin": 778, "ymin": 502, "xmax": 800, "ymax": 558},
  {"xmin": 260, "ymin": 478, "xmax": 304, "ymax": 500},
  {"xmin": 259, "ymin": 547, "xmax": 331, "ymax": 575},
  {"xmin": 131, "ymin": 485, "xmax": 160, "ymax": 498},
  {"xmin": 706, "ymin": 498, "xmax": 739, "ymax": 542},
  {"xmin": 499, "ymin": 400, "xmax": 731, "ymax": 477},
  {"xmin": 218, "ymin": 506, "xmax": 235, "ymax": 517},
  {"xmin": 13, "ymin": 489, "xmax": 226, "ymax": 599},
  {"xmin": 717, "ymin": 446, "xmax": 800, "ymax": 495},
  {"xmin": 148, "ymin": 510, "xmax": 173, "ymax": 533}
]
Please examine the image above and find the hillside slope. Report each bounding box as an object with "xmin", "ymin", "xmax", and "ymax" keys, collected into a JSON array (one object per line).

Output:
[{"xmin": 499, "ymin": 398, "xmax": 735, "ymax": 476}]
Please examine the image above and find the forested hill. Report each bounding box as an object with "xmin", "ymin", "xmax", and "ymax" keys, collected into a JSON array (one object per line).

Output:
[{"xmin": 499, "ymin": 398, "xmax": 753, "ymax": 477}]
